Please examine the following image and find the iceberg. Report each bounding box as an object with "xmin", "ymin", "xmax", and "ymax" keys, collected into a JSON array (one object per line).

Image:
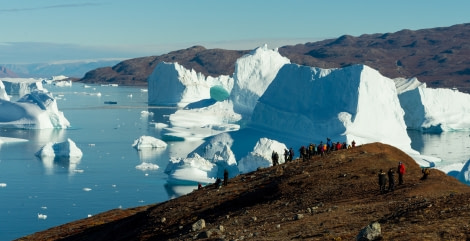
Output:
[
  {"xmin": 0, "ymin": 90, "xmax": 70, "ymax": 129},
  {"xmin": 395, "ymin": 78, "xmax": 470, "ymax": 132},
  {"xmin": 164, "ymin": 153, "xmax": 217, "ymax": 185},
  {"xmin": 35, "ymin": 138, "xmax": 83, "ymax": 158},
  {"xmin": 164, "ymin": 133, "xmax": 238, "ymax": 184},
  {"xmin": 132, "ymin": 136, "xmax": 167, "ymax": 150},
  {"xmin": 251, "ymin": 64, "xmax": 413, "ymax": 152},
  {"xmin": 147, "ymin": 61, "xmax": 233, "ymax": 107}
]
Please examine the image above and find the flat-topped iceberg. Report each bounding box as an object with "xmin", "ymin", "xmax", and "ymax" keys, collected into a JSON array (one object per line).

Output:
[
  {"xmin": 395, "ymin": 77, "xmax": 470, "ymax": 132},
  {"xmin": 251, "ymin": 64, "xmax": 413, "ymax": 152}
]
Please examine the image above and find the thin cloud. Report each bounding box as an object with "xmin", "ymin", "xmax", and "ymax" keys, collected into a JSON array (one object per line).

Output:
[{"xmin": 0, "ymin": 3, "xmax": 102, "ymax": 13}]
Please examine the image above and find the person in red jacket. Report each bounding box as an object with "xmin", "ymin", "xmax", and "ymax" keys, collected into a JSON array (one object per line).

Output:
[{"xmin": 397, "ymin": 162, "xmax": 406, "ymax": 185}]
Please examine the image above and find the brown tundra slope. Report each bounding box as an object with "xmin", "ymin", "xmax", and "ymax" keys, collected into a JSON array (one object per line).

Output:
[
  {"xmin": 80, "ymin": 23, "xmax": 470, "ymax": 93},
  {"xmin": 18, "ymin": 143, "xmax": 470, "ymax": 241}
]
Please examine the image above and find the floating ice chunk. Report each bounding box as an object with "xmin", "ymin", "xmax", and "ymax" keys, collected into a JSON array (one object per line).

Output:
[
  {"xmin": 83, "ymin": 187, "xmax": 92, "ymax": 192},
  {"xmin": 140, "ymin": 111, "xmax": 154, "ymax": 117},
  {"xmin": 136, "ymin": 162, "xmax": 159, "ymax": 170},
  {"xmin": 35, "ymin": 138, "xmax": 83, "ymax": 158},
  {"xmin": 0, "ymin": 183, "xmax": 6, "ymax": 187},
  {"xmin": 132, "ymin": 136, "xmax": 167, "ymax": 150},
  {"xmin": 37, "ymin": 213, "xmax": 47, "ymax": 220}
]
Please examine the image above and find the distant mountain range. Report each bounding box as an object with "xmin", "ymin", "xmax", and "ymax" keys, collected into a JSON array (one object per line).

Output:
[
  {"xmin": 0, "ymin": 59, "xmax": 122, "ymax": 78},
  {"xmin": 79, "ymin": 23, "xmax": 470, "ymax": 93}
]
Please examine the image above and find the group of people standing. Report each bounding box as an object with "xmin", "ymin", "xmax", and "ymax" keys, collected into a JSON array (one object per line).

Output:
[
  {"xmin": 271, "ymin": 138, "xmax": 357, "ymax": 166},
  {"xmin": 298, "ymin": 138, "xmax": 356, "ymax": 160},
  {"xmin": 378, "ymin": 162, "xmax": 406, "ymax": 193}
]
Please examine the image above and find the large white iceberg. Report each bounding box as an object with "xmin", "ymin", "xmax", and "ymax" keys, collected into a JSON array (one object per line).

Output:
[
  {"xmin": 395, "ymin": 77, "xmax": 470, "ymax": 132},
  {"xmin": 147, "ymin": 62, "xmax": 233, "ymax": 107},
  {"xmin": 251, "ymin": 64, "xmax": 413, "ymax": 152},
  {"xmin": 0, "ymin": 90, "xmax": 70, "ymax": 129}
]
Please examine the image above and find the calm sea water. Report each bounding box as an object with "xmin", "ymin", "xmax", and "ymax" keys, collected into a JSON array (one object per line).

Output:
[{"xmin": 0, "ymin": 83, "xmax": 469, "ymax": 240}]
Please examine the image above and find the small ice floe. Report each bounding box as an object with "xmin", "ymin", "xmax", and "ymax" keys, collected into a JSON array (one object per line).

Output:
[
  {"xmin": 132, "ymin": 136, "xmax": 167, "ymax": 150},
  {"xmin": 138, "ymin": 200, "xmax": 145, "ymax": 203},
  {"xmin": 0, "ymin": 183, "xmax": 6, "ymax": 188},
  {"xmin": 41, "ymin": 206, "xmax": 47, "ymax": 210},
  {"xmin": 73, "ymin": 169, "xmax": 84, "ymax": 173},
  {"xmin": 128, "ymin": 94, "xmax": 133, "ymax": 98},
  {"xmin": 111, "ymin": 184, "xmax": 117, "ymax": 188},
  {"xmin": 87, "ymin": 214, "xmax": 93, "ymax": 218},
  {"xmin": 83, "ymin": 187, "xmax": 92, "ymax": 192},
  {"xmin": 152, "ymin": 122, "xmax": 168, "ymax": 129},
  {"xmin": 140, "ymin": 111, "xmax": 154, "ymax": 117},
  {"xmin": 38, "ymin": 213, "xmax": 47, "ymax": 220},
  {"xmin": 136, "ymin": 162, "xmax": 159, "ymax": 171},
  {"xmin": 140, "ymin": 89, "xmax": 148, "ymax": 92}
]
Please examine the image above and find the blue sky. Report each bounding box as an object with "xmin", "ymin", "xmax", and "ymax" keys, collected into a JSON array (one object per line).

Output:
[{"xmin": 1, "ymin": 0, "xmax": 469, "ymax": 64}]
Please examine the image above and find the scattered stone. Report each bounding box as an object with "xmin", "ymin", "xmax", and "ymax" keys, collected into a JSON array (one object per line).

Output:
[
  {"xmin": 307, "ymin": 207, "xmax": 312, "ymax": 214},
  {"xmin": 294, "ymin": 214, "xmax": 304, "ymax": 220},
  {"xmin": 251, "ymin": 216, "xmax": 257, "ymax": 222},
  {"xmin": 276, "ymin": 224, "xmax": 281, "ymax": 229},
  {"xmin": 160, "ymin": 217, "xmax": 166, "ymax": 223},
  {"xmin": 356, "ymin": 221, "xmax": 382, "ymax": 241},
  {"xmin": 197, "ymin": 228, "xmax": 222, "ymax": 239},
  {"xmin": 192, "ymin": 219, "xmax": 206, "ymax": 232}
]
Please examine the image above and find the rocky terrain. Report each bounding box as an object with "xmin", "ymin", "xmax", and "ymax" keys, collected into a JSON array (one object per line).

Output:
[
  {"xmin": 18, "ymin": 143, "xmax": 470, "ymax": 240},
  {"xmin": 79, "ymin": 23, "xmax": 470, "ymax": 93}
]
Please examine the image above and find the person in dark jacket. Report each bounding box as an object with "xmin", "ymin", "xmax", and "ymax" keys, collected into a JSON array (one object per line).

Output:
[
  {"xmin": 378, "ymin": 169, "xmax": 387, "ymax": 193},
  {"xmin": 223, "ymin": 169, "xmax": 229, "ymax": 186},
  {"xmin": 387, "ymin": 168, "xmax": 395, "ymax": 191}
]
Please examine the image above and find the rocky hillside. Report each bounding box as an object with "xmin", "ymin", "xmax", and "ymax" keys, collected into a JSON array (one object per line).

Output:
[
  {"xmin": 80, "ymin": 46, "xmax": 249, "ymax": 86},
  {"xmin": 18, "ymin": 143, "xmax": 470, "ymax": 240},
  {"xmin": 79, "ymin": 23, "xmax": 470, "ymax": 93},
  {"xmin": 0, "ymin": 66, "xmax": 18, "ymax": 78}
]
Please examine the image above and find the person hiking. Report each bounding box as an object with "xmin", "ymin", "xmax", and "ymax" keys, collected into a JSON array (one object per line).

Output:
[
  {"xmin": 318, "ymin": 141, "xmax": 324, "ymax": 157},
  {"xmin": 289, "ymin": 147, "xmax": 294, "ymax": 162},
  {"xmin": 387, "ymin": 168, "xmax": 395, "ymax": 191},
  {"xmin": 309, "ymin": 143, "xmax": 315, "ymax": 158},
  {"xmin": 378, "ymin": 169, "xmax": 387, "ymax": 193},
  {"xmin": 215, "ymin": 178, "xmax": 222, "ymax": 189},
  {"xmin": 397, "ymin": 162, "xmax": 405, "ymax": 185},
  {"xmin": 271, "ymin": 151, "xmax": 279, "ymax": 166},
  {"xmin": 352, "ymin": 140, "xmax": 356, "ymax": 148},
  {"xmin": 223, "ymin": 169, "xmax": 229, "ymax": 186},
  {"xmin": 284, "ymin": 149, "xmax": 289, "ymax": 162},
  {"xmin": 421, "ymin": 168, "xmax": 430, "ymax": 180}
]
